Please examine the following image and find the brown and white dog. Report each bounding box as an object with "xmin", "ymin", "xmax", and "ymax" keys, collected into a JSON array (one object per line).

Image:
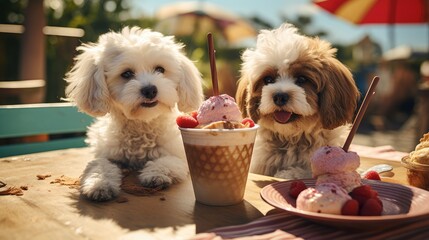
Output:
[{"xmin": 236, "ymin": 23, "xmax": 360, "ymax": 179}]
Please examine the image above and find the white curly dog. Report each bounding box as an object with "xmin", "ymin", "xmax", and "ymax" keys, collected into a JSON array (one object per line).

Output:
[{"xmin": 65, "ymin": 27, "xmax": 203, "ymax": 201}]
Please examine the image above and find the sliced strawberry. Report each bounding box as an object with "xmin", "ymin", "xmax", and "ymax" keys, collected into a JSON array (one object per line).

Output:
[
  {"xmin": 176, "ymin": 115, "xmax": 199, "ymax": 128},
  {"xmin": 289, "ymin": 180, "xmax": 307, "ymax": 198},
  {"xmin": 241, "ymin": 118, "xmax": 255, "ymax": 127},
  {"xmin": 190, "ymin": 111, "xmax": 198, "ymax": 120},
  {"xmin": 360, "ymin": 198, "xmax": 383, "ymax": 216},
  {"xmin": 341, "ymin": 199, "xmax": 359, "ymax": 216},
  {"xmin": 363, "ymin": 170, "xmax": 381, "ymax": 180}
]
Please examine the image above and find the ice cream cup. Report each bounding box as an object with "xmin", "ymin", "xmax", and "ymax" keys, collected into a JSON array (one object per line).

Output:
[
  {"xmin": 401, "ymin": 156, "xmax": 429, "ymax": 190},
  {"xmin": 179, "ymin": 125, "xmax": 259, "ymax": 206}
]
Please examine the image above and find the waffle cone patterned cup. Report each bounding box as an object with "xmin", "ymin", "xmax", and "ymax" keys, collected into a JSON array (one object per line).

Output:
[{"xmin": 179, "ymin": 125, "xmax": 258, "ymax": 206}]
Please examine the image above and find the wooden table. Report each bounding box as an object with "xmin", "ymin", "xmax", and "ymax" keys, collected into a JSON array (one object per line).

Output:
[{"xmin": 0, "ymin": 147, "xmax": 409, "ymax": 239}]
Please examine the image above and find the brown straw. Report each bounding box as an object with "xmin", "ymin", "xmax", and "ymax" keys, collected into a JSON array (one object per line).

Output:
[
  {"xmin": 343, "ymin": 76, "xmax": 380, "ymax": 152},
  {"xmin": 207, "ymin": 33, "xmax": 219, "ymax": 96}
]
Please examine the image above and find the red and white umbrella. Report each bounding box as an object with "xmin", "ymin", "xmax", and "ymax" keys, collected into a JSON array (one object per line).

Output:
[{"xmin": 313, "ymin": 0, "xmax": 429, "ymax": 49}]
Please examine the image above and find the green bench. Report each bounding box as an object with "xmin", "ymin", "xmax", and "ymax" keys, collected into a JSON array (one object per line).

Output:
[{"xmin": 0, "ymin": 103, "xmax": 93, "ymax": 157}]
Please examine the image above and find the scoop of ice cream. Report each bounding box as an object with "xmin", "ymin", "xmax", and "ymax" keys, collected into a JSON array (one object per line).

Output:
[
  {"xmin": 415, "ymin": 141, "xmax": 429, "ymax": 151},
  {"xmin": 197, "ymin": 94, "xmax": 242, "ymax": 125},
  {"xmin": 410, "ymin": 133, "xmax": 429, "ymax": 164},
  {"xmin": 296, "ymin": 183, "xmax": 351, "ymax": 215},
  {"xmin": 410, "ymin": 148, "xmax": 429, "ymax": 164},
  {"xmin": 311, "ymin": 146, "xmax": 360, "ymax": 177},
  {"xmin": 316, "ymin": 171, "xmax": 361, "ymax": 192}
]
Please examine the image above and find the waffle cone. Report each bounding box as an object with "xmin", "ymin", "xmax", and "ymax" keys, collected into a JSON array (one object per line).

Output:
[{"xmin": 184, "ymin": 143, "xmax": 254, "ymax": 205}]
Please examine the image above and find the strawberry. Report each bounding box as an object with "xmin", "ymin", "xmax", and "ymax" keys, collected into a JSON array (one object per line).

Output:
[
  {"xmin": 359, "ymin": 198, "xmax": 383, "ymax": 216},
  {"xmin": 363, "ymin": 170, "xmax": 381, "ymax": 180},
  {"xmin": 176, "ymin": 115, "xmax": 199, "ymax": 128},
  {"xmin": 241, "ymin": 118, "xmax": 255, "ymax": 127},
  {"xmin": 289, "ymin": 180, "xmax": 307, "ymax": 198},
  {"xmin": 349, "ymin": 185, "xmax": 374, "ymax": 206},
  {"xmin": 190, "ymin": 111, "xmax": 198, "ymax": 120},
  {"xmin": 341, "ymin": 199, "xmax": 359, "ymax": 216}
]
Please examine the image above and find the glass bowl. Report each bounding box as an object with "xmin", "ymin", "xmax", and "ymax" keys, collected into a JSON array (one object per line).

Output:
[{"xmin": 401, "ymin": 156, "xmax": 429, "ymax": 191}]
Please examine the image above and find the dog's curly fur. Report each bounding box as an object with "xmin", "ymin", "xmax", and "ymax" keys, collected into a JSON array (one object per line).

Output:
[
  {"xmin": 236, "ymin": 23, "xmax": 360, "ymax": 179},
  {"xmin": 65, "ymin": 27, "xmax": 203, "ymax": 201}
]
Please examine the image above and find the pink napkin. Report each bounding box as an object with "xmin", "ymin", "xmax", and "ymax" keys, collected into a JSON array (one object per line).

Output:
[{"xmin": 350, "ymin": 144, "xmax": 408, "ymax": 161}]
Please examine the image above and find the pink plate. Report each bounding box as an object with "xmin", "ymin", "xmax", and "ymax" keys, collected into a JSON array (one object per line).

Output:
[{"xmin": 260, "ymin": 179, "xmax": 429, "ymax": 229}]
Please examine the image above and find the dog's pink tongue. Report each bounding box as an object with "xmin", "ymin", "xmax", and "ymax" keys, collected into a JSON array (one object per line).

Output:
[{"xmin": 274, "ymin": 111, "xmax": 292, "ymax": 124}]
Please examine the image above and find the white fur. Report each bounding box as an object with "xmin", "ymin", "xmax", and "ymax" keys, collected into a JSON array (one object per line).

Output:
[
  {"xmin": 251, "ymin": 126, "xmax": 347, "ymax": 179},
  {"xmin": 237, "ymin": 24, "xmax": 359, "ymax": 179},
  {"xmin": 65, "ymin": 27, "xmax": 203, "ymax": 201}
]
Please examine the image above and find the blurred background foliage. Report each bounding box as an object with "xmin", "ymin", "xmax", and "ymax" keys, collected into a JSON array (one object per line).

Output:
[
  {"xmin": 2, "ymin": 0, "xmax": 427, "ymax": 150},
  {"xmin": 0, "ymin": 0, "xmax": 359, "ymax": 102}
]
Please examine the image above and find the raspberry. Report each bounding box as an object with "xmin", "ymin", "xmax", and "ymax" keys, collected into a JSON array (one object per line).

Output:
[
  {"xmin": 289, "ymin": 180, "xmax": 307, "ymax": 198},
  {"xmin": 341, "ymin": 199, "xmax": 359, "ymax": 216},
  {"xmin": 349, "ymin": 185, "xmax": 383, "ymax": 214},
  {"xmin": 176, "ymin": 115, "xmax": 199, "ymax": 128},
  {"xmin": 363, "ymin": 170, "xmax": 381, "ymax": 180},
  {"xmin": 360, "ymin": 198, "xmax": 383, "ymax": 216},
  {"xmin": 349, "ymin": 185, "xmax": 374, "ymax": 206},
  {"xmin": 241, "ymin": 118, "xmax": 255, "ymax": 127},
  {"xmin": 190, "ymin": 111, "xmax": 198, "ymax": 120}
]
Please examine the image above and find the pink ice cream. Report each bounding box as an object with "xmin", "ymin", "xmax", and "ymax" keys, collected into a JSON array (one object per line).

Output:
[
  {"xmin": 311, "ymin": 146, "xmax": 360, "ymax": 177},
  {"xmin": 311, "ymin": 146, "xmax": 361, "ymax": 192},
  {"xmin": 197, "ymin": 94, "xmax": 242, "ymax": 125},
  {"xmin": 296, "ymin": 183, "xmax": 351, "ymax": 215},
  {"xmin": 316, "ymin": 171, "xmax": 361, "ymax": 192}
]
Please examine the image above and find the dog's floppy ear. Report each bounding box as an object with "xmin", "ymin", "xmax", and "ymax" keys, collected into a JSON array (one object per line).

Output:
[
  {"xmin": 236, "ymin": 76, "xmax": 249, "ymax": 118},
  {"xmin": 177, "ymin": 55, "xmax": 204, "ymax": 112},
  {"xmin": 65, "ymin": 44, "xmax": 110, "ymax": 117},
  {"xmin": 319, "ymin": 58, "xmax": 360, "ymax": 129}
]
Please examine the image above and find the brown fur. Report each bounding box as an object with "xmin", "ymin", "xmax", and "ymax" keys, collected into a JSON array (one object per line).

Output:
[{"xmin": 236, "ymin": 24, "xmax": 360, "ymax": 179}]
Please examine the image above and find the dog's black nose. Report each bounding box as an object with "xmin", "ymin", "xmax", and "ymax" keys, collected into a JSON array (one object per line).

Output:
[
  {"xmin": 273, "ymin": 93, "xmax": 289, "ymax": 106},
  {"xmin": 140, "ymin": 85, "xmax": 158, "ymax": 99}
]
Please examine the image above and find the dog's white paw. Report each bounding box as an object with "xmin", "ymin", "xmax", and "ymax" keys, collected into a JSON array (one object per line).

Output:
[
  {"xmin": 80, "ymin": 158, "xmax": 122, "ymax": 201},
  {"xmin": 139, "ymin": 173, "xmax": 173, "ymax": 189},
  {"xmin": 80, "ymin": 182, "xmax": 120, "ymax": 201},
  {"xmin": 139, "ymin": 161, "xmax": 174, "ymax": 188}
]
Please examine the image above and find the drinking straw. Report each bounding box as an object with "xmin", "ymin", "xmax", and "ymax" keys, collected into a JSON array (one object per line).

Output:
[
  {"xmin": 207, "ymin": 33, "xmax": 219, "ymax": 96},
  {"xmin": 343, "ymin": 76, "xmax": 380, "ymax": 152}
]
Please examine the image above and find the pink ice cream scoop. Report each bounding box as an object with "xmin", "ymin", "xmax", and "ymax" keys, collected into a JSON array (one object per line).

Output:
[
  {"xmin": 197, "ymin": 94, "xmax": 242, "ymax": 125},
  {"xmin": 296, "ymin": 183, "xmax": 351, "ymax": 215},
  {"xmin": 316, "ymin": 171, "xmax": 361, "ymax": 193},
  {"xmin": 311, "ymin": 146, "xmax": 360, "ymax": 178}
]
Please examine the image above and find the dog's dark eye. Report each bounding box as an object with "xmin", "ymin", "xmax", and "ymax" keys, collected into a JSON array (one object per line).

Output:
[
  {"xmin": 263, "ymin": 76, "xmax": 275, "ymax": 85},
  {"xmin": 154, "ymin": 66, "xmax": 165, "ymax": 74},
  {"xmin": 296, "ymin": 76, "xmax": 308, "ymax": 85},
  {"xmin": 121, "ymin": 70, "xmax": 135, "ymax": 80}
]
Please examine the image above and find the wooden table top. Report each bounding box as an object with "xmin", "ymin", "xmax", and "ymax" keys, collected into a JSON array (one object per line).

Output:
[{"xmin": 0, "ymin": 147, "xmax": 409, "ymax": 239}]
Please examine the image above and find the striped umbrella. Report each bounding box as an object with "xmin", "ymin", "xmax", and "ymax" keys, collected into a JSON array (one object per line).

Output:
[{"xmin": 313, "ymin": 0, "xmax": 429, "ymax": 49}]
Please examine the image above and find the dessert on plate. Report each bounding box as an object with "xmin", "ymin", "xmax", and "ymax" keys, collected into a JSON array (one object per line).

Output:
[{"xmin": 290, "ymin": 145, "xmax": 383, "ymax": 216}]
